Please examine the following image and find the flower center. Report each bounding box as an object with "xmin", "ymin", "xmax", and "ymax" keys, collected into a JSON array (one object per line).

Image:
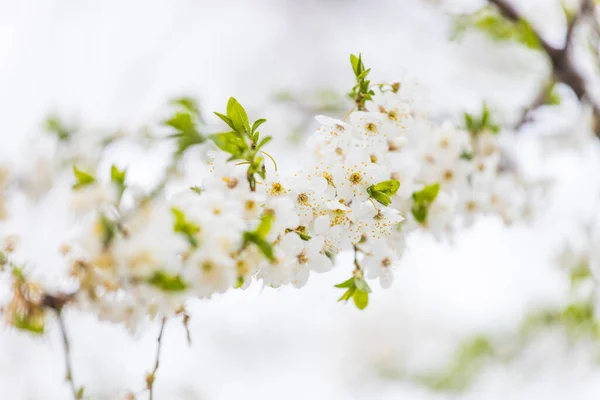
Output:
[
  {"xmin": 443, "ymin": 170, "xmax": 454, "ymax": 181},
  {"xmin": 245, "ymin": 200, "xmax": 257, "ymax": 212},
  {"xmin": 297, "ymin": 193, "xmax": 309, "ymax": 205},
  {"xmin": 202, "ymin": 261, "xmax": 214, "ymax": 273},
  {"xmin": 349, "ymin": 172, "xmax": 363, "ymax": 184},
  {"xmin": 297, "ymin": 250, "xmax": 308, "ymax": 265},
  {"xmin": 466, "ymin": 201, "xmax": 477, "ymax": 212},
  {"xmin": 269, "ymin": 182, "xmax": 286, "ymax": 196},
  {"xmin": 366, "ymin": 122, "xmax": 377, "ymax": 133}
]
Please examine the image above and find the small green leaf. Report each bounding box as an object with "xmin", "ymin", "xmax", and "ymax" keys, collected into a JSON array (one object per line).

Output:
[
  {"xmin": 255, "ymin": 213, "xmax": 273, "ymax": 239},
  {"xmin": 354, "ymin": 276, "xmax": 372, "ymax": 293},
  {"xmin": 209, "ymin": 132, "xmax": 247, "ymax": 156},
  {"xmin": 353, "ymin": 290, "xmax": 369, "ymax": 310},
  {"xmin": 110, "ymin": 165, "xmax": 126, "ymax": 187},
  {"xmin": 148, "ymin": 270, "xmax": 188, "ymax": 291},
  {"xmin": 44, "ymin": 115, "xmax": 72, "ymax": 141},
  {"xmin": 460, "ymin": 151, "xmax": 473, "ymax": 161},
  {"xmin": 372, "ymin": 179, "xmax": 400, "ymax": 197},
  {"xmin": 72, "ymin": 166, "xmax": 96, "ymax": 189},
  {"xmin": 234, "ymin": 276, "xmax": 244, "ymax": 289},
  {"xmin": 214, "ymin": 112, "xmax": 235, "ymax": 130},
  {"xmin": 370, "ymin": 190, "xmax": 391, "ymax": 206},
  {"xmin": 350, "ymin": 54, "xmax": 360, "ymax": 76},
  {"xmin": 297, "ymin": 232, "xmax": 311, "ymax": 241},
  {"xmin": 226, "ymin": 97, "xmax": 251, "ymax": 135},
  {"xmin": 411, "ymin": 183, "xmax": 441, "ymax": 224},
  {"xmin": 14, "ymin": 313, "xmax": 45, "ymax": 334},
  {"xmin": 171, "ymin": 207, "xmax": 200, "ymax": 248},
  {"xmin": 252, "ymin": 118, "xmax": 267, "ymax": 133},
  {"xmin": 335, "ymin": 277, "xmax": 355, "ymax": 289},
  {"xmin": 164, "ymin": 112, "xmax": 195, "ymax": 133},
  {"xmin": 98, "ymin": 213, "xmax": 116, "ymax": 249},
  {"xmin": 243, "ymin": 232, "xmax": 274, "ymax": 261},
  {"xmin": 110, "ymin": 165, "xmax": 126, "ymax": 200},
  {"xmin": 190, "ymin": 186, "xmax": 202, "ymax": 194},
  {"xmin": 544, "ymin": 82, "xmax": 561, "ymax": 106},
  {"xmin": 413, "ymin": 183, "xmax": 440, "ymax": 204},
  {"xmin": 411, "ymin": 204, "xmax": 428, "ymax": 223},
  {"xmin": 171, "ymin": 97, "xmax": 201, "ymax": 117},
  {"xmin": 338, "ymin": 286, "xmax": 356, "ymax": 302}
]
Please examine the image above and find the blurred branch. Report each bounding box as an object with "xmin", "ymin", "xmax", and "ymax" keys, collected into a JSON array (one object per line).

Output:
[
  {"xmin": 55, "ymin": 310, "xmax": 83, "ymax": 400},
  {"xmin": 146, "ymin": 317, "xmax": 167, "ymax": 400},
  {"xmin": 489, "ymin": 0, "xmax": 600, "ymax": 135}
]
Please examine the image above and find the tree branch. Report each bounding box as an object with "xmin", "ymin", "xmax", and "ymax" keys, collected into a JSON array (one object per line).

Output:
[
  {"xmin": 146, "ymin": 317, "xmax": 167, "ymax": 400},
  {"xmin": 489, "ymin": 0, "xmax": 600, "ymax": 136},
  {"xmin": 55, "ymin": 310, "xmax": 82, "ymax": 400}
]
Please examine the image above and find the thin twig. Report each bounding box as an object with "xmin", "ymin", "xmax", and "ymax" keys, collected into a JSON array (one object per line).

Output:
[
  {"xmin": 56, "ymin": 310, "xmax": 80, "ymax": 400},
  {"xmin": 147, "ymin": 317, "xmax": 167, "ymax": 400}
]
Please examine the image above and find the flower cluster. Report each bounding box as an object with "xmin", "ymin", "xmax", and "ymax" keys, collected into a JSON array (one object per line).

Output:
[
  {"xmin": 0, "ymin": 55, "xmax": 544, "ymax": 340},
  {"xmin": 29, "ymin": 54, "xmax": 539, "ymax": 330}
]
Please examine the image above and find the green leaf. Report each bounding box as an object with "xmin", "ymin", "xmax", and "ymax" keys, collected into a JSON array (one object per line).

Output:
[
  {"xmin": 367, "ymin": 180, "xmax": 400, "ymax": 207},
  {"xmin": 411, "ymin": 183, "xmax": 441, "ymax": 224},
  {"xmin": 252, "ymin": 118, "xmax": 267, "ymax": 133},
  {"xmin": 110, "ymin": 165, "xmax": 126, "ymax": 200},
  {"xmin": 226, "ymin": 97, "xmax": 251, "ymax": 135},
  {"xmin": 14, "ymin": 313, "xmax": 45, "ymax": 334},
  {"xmin": 297, "ymin": 232, "xmax": 311, "ymax": 241},
  {"xmin": 243, "ymin": 232, "xmax": 275, "ymax": 261},
  {"xmin": 372, "ymin": 179, "xmax": 400, "ymax": 197},
  {"xmin": 367, "ymin": 188, "xmax": 391, "ymax": 206},
  {"xmin": 255, "ymin": 213, "xmax": 273, "ymax": 239},
  {"xmin": 350, "ymin": 54, "xmax": 360, "ymax": 76},
  {"xmin": 256, "ymin": 136, "xmax": 273, "ymax": 150},
  {"xmin": 460, "ymin": 151, "xmax": 473, "ymax": 161},
  {"xmin": 335, "ymin": 277, "xmax": 355, "ymax": 289},
  {"xmin": 214, "ymin": 112, "xmax": 235, "ymax": 130},
  {"xmin": 171, "ymin": 207, "xmax": 200, "ymax": 248},
  {"xmin": 354, "ymin": 276, "xmax": 372, "ymax": 293},
  {"xmin": 453, "ymin": 6, "xmax": 541, "ymax": 50},
  {"xmin": 171, "ymin": 97, "xmax": 201, "ymax": 117},
  {"xmin": 234, "ymin": 276, "xmax": 244, "ymax": 289},
  {"xmin": 411, "ymin": 204, "xmax": 428, "ymax": 223},
  {"xmin": 209, "ymin": 132, "xmax": 247, "ymax": 156},
  {"xmin": 99, "ymin": 213, "xmax": 116, "ymax": 249},
  {"xmin": 190, "ymin": 186, "xmax": 203, "ymax": 194},
  {"xmin": 72, "ymin": 166, "xmax": 96, "ymax": 189},
  {"xmin": 164, "ymin": 112, "xmax": 195, "ymax": 133},
  {"xmin": 544, "ymin": 82, "xmax": 561, "ymax": 106},
  {"xmin": 338, "ymin": 286, "xmax": 356, "ymax": 302},
  {"xmin": 148, "ymin": 270, "xmax": 188, "ymax": 291},
  {"xmin": 44, "ymin": 115, "xmax": 71, "ymax": 141},
  {"xmin": 353, "ymin": 290, "xmax": 369, "ymax": 310},
  {"xmin": 413, "ymin": 183, "xmax": 440, "ymax": 204},
  {"xmin": 170, "ymin": 131, "xmax": 206, "ymax": 156}
]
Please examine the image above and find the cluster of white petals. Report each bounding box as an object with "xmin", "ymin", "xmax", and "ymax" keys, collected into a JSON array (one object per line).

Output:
[{"xmin": 55, "ymin": 81, "xmax": 541, "ymax": 328}]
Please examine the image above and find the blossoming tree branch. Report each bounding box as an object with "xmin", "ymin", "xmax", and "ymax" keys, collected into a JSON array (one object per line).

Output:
[{"xmin": 0, "ymin": 54, "xmax": 541, "ymax": 399}]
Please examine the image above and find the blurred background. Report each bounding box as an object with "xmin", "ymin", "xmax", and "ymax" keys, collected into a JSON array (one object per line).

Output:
[{"xmin": 2, "ymin": 0, "xmax": 600, "ymax": 399}]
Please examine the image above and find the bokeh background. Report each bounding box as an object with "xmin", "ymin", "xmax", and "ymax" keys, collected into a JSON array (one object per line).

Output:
[{"xmin": 1, "ymin": 0, "xmax": 600, "ymax": 399}]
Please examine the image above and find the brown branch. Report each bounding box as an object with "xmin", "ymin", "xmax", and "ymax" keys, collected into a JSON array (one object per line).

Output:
[
  {"xmin": 55, "ymin": 310, "xmax": 82, "ymax": 400},
  {"xmin": 146, "ymin": 317, "xmax": 167, "ymax": 400},
  {"xmin": 488, "ymin": 0, "xmax": 562, "ymax": 59},
  {"xmin": 489, "ymin": 0, "xmax": 600, "ymax": 136}
]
